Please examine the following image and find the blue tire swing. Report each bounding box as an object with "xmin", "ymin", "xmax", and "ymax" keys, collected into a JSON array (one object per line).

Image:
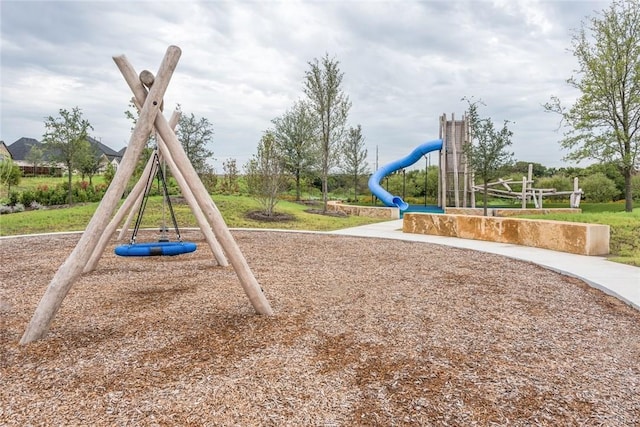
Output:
[{"xmin": 115, "ymin": 151, "xmax": 197, "ymax": 257}]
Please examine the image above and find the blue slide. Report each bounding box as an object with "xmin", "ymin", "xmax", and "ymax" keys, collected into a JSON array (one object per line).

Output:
[{"xmin": 368, "ymin": 139, "xmax": 443, "ymax": 211}]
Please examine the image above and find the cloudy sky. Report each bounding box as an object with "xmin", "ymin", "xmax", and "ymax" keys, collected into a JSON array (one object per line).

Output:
[{"xmin": 1, "ymin": 0, "xmax": 609, "ymax": 171}]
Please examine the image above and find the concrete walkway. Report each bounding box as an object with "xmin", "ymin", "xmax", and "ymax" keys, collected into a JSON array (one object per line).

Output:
[{"xmin": 328, "ymin": 219, "xmax": 640, "ymax": 311}]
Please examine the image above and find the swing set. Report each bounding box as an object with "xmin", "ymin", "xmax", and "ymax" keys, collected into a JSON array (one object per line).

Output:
[
  {"xmin": 114, "ymin": 150, "xmax": 197, "ymax": 257},
  {"xmin": 19, "ymin": 45, "xmax": 273, "ymax": 345}
]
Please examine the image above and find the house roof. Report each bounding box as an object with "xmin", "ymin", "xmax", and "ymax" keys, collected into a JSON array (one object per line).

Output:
[
  {"xmin": 7, "ymin": 137, "xmax": 42, "ymax": 161},
  {"xmin": 87, "ymin": 136, "xmax": 122, "ymax": 161},
  {"xmin": 7, "ymin": 136, "xmax": 123, "ymax": 162}
]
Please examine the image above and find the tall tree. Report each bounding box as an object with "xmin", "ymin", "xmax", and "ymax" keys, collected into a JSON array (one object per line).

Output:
[
  {"xmin": 245, "ymin": 131, "xmax": 288, "ymax": 217},
  {"xmin": 304, "ymin": 53, "xmax": 352, "ymax": 212},
  {"xmin": 75, "ymin": 140, "xmax": 103, "ymax": 185},
  {"xmin": 42, "ymin": 107, "xmax": 93, "ymax": 205},
  {"xmin": 272, "ymin": 100, "xmax": 319, "ymax": 201},
  {"xmin": 176, "ymin": 108, "xmax": 215, "ymax": 174},
  {"xmin": 463, "ymin": 98, "xmax": 514, "ymax": 216},
  {"xmin": 25, "ymin": 144, "xmax": 44, "ymax": 177},
  {"xmin": 545, "ymin": 0, "xmax": 639, "ymax": 212},
  {"xmin": 341, "ymin": 124, "xmax": 369, "ymax": 202}
]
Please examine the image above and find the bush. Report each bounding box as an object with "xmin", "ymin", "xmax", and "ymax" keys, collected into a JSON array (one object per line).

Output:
[
  {"xmin": 0, "ymin": 204, "xmax": 12, "ymax": 214},
  {"xmin": 8, "ymin": 191, "xmax": 19, "ymax": 206},
  {"xmin": 13, "ymin": 203, "xmax": 25, "ymax": 212},
  {"xmin": 20, "ymin": 190, "xmax": 36, "ymax": 207},
  {"xmin": 581, "ymin": 172, "xmax": 620, "ymax": 203},
  {"xmin": 535, "ymin": 175, "xmax": 573, "ymax": 192}
]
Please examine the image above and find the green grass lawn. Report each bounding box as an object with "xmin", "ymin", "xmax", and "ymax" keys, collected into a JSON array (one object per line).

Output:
[
  {"xmin": 0, "ymin": 195, "xmax": 386, "ymax": 237},
  {"xmin": 517, "ymin": 206, "xmax": 640, "ymax": 266}
]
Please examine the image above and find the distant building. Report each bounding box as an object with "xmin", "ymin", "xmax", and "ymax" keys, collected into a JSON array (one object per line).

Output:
[
  {"xmin": 0, "ymin": 141, "xmax": 11, "ymax": 162},
  {"xmin": 6, "ymin": 136, "xmax": 123, "ymax": 176}
]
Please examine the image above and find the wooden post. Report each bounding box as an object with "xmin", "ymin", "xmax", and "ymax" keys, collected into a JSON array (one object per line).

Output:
[
  {"xmin": 521, "ymin": 176, "xmax": 527, "ymax": 209},
  {"xmin": 20, "ymin": 46, "xmax": 181, "ymax": 344},
  {"xmin": 155, "ymin": 113, "xmax": 228, "ymax": 266},
  {"xmin": 114, "ymin": 55, "xmax": 273, "ymax": 316},
  {"xmin": 450, "ymin": 113, "xmax": 460, "ymax": 208},
  {"xmin": 84, "ymin": 151, "xmax": 158, "ymax": 272}
]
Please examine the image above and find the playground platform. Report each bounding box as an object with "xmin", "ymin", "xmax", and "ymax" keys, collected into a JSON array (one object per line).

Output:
[{"xmin": 329, "ymin": 219, "xmax": 640, "ymax": 311}]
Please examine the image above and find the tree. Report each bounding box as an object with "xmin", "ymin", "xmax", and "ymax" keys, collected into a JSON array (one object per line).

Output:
[
  {"xmin": 245, "ymin": 131, "xmax": 288, "ymax": 217},
  {"xmin": 0, "ymin": 158, "xmax": 21, "ymax": 197},
  {"xmin": 220, "ymin": 158, "xmax": 239, "ymax": 194},
  {"xmin": 581, "ymin": 172, "xmax": 620, "ymax": 202},
  {"xmin": 545, "ymin": 0, "xmax": 639, "ymax": 212},
  {"xmin": 304, "ymin": 53, "xmax": 352, "ymax": 212},
  {"xmin": 176, "ymin": 108, "xmax": 215, "ymax": 174},
  {"xmin": 42, "ymin": 107, "xmax": 93, "ymax": 205},
  {"xmin": 75, "ymin": 140, "xmax": 103, "ymax": 185},
  {"xmin": 341, "ymin": 124, "xmax": 369, "ymax": 202},
  {"xmin": 272, "ymin": 100, "xmax": 319, "ymax": 201},
  {"xmin": 463, "ymin": 98, "xmax": 514, "ymax": 216},
  {"xmin": 25, "ymin": 144, "xmax": 44, "ymax": 177}
]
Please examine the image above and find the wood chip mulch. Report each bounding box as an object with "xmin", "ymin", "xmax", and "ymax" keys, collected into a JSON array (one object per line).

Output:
[{"xmin": 1, "ymin": 230, "xmax": 639, "ymax": 426}]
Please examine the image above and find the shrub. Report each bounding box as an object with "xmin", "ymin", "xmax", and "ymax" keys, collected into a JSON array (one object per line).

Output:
[
  {"xmin": 13, "ymin": 203, "xmax": 25, "ymax": 212},
  {"xmin": 20, "ymin": 190, "xmax": 36, "ymax": 207},
  {"xmin": 581, "ymin": 172, "xmax": 620, "ymax": 203},
  {"xmin": 8, "ymin": 191, "xmax": 19, "ymax": 206},
  {"xmin": 535, "ymin": 175, "xmax": 573, "ymax": 192},
  {"xmin": 30, "ymin": 201, "xmax": 44, "ymax": 210},
  {"xmin": 0, "ymin": 204, "xmax": 12, "ymax": 214}
]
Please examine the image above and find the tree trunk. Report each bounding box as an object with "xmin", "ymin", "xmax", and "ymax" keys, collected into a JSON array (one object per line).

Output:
[
  {"xmin": 483, "ymin": 182, "xmax": 489, "ymax": 216},
  {"xmin": 295, "ymin": 169, "xmax": 301, "ymax": 201},
  {"xmin": 67, "ymin": 166, "xmax": 73, "ymax": 205},
  {"xmin": 353, "ymin": 172, "xmax": 358, "ymax": 202},
  {"xmin": 624, "ymin": 170, "xmax": 633, "ymax": 212}
]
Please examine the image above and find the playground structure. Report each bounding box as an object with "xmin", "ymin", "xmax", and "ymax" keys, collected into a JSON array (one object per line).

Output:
[
  {"xmin": 370, "ymin": 113, "xmax": 583, "ymax": 211},
  {"xmin": 20, "ymin": 46, "xmax": 273, "ymax": 344}
]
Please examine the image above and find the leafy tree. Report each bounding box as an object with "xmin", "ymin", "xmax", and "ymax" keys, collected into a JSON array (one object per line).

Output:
[
  {"xmin": 245, "ymin": 131, "xmax": 288, "ymax": 216},
  {"xmin": 220, "ymin": 158, "xmax": 239, "ymax": 194},
  {"xmin": 25, "ymin": 144, "xmax": 44, "ymax": 177},
  {"xmin": 272, "ymin": 100, "xmax": 319, "ymax": 201},
  {"xmin": 304, "ymin": 53, "xmax": 352, "ymax": 212},
  {"xmin": 509, "ymin": 161, "xmax": 550, "ymax": 178},
  {"xmin": 584, "ymin": 162, "xmax": 625, "ymax": 199},
  {"xmin": 0, "ymin": 159, "xmax": 21, "ymax": 197},
  {"xmin": 42, "ymin": 107, "xmax": 93, "ymax": 205},
  {"xmin": 545, "ymin": 0, "xmax": 639, "ymax": 211},
  {"xmin": 462, "ymin": 98, "xmax": 514, "ymax": 216},
  {"xmin": 581, "ymin": 172, "xmax": 620, "ymax": 202},
  {"xmin": 176, "ymin": 108, "xmax": 215, "ymax": 174},
  {"xmin": 75, "ymin": 140, "xmax": 103, "ymax": 185},
  {"xmin": 103, "ymin": 161, "xmax": 116, "ymax": 188},
  {"xmin": 341, "ymin": 124, "xmax": 369, "ymax": 202}
]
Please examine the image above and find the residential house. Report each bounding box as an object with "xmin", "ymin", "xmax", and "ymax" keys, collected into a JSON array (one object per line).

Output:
[
  {"xmin": 0, "ymin": 141, "xmax": 11, "ymax": 162},
  {"xmin": 7, "ymin": 136, "xmax": 124, "ymax": 176}
]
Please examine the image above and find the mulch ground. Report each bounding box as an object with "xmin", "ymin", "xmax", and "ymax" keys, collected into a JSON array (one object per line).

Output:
[{"xmin": 1, "ymin": 230, "xmax": 639, "ymax": 426}]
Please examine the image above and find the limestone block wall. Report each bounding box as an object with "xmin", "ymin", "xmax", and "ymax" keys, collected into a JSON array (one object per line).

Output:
[
  {"xmin": 327, "ymin": 201, "xmax": 400, "ymax": 219},
  {"xmin": 445, "ymin": 207, "xmax": 582, "ymax": 217},
  {"xmin": 403, "ymin": 213, "xmax": 609, "ymax": 256}
]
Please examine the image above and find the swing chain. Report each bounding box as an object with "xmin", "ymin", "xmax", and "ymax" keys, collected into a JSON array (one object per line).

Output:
[{"xmin": 130, "ymin": 150, "xmax": 182, "ymax": 244}]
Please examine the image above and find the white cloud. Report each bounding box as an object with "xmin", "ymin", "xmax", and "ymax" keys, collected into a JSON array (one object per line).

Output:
[{"xmin": 0, "ymin": 0, "xmax": 610, "ymax": 170}]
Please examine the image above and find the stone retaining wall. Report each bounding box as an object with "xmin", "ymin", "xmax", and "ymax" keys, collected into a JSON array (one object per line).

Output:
[
  {"xmin": 327, "ymin": 201, "xmax": 400, "ymax": 219},
  {"xmin": 403, "ymin": 213, "xmax": 609, "ymax": 256},
  {"xmin": 445, "ymin": 208, "xmax": 582, "ymax": 217}
]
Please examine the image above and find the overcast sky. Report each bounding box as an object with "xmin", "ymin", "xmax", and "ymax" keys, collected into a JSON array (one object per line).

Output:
[{"xmin": 1, "ymin": 0, "xmax": 609, "ymax": 171}]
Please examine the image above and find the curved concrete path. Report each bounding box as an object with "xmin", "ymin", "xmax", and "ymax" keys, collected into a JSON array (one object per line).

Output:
[{"xmin": 328, "ymin": 219, "xmax": 640, "ymax": 311}]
